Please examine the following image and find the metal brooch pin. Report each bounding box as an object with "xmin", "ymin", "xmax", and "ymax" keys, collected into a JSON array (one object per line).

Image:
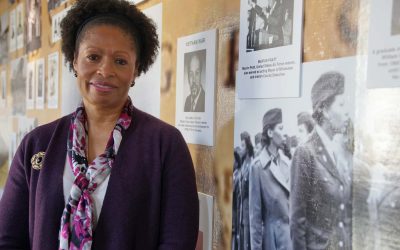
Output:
[{"xmin": 31, "ymin": 152, "xmax": 45, "ymax": 170}]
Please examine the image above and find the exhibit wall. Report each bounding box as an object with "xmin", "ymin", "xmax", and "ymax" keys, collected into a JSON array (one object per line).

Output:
[{"xmin": 0, "ymin": 0, "xmax": 399, "ymax": 249}]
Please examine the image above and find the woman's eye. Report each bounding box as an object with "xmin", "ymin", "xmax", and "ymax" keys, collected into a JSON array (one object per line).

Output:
[
  {"xmin": 87, "ymin": 55, "xmax": 99, "ymax": 61},
  {"xmin": 116, "ymin": 58, "xmax": 128, "ymax": 65}
]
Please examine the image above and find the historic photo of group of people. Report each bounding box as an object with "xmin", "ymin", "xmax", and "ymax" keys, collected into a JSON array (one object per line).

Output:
[
  {"xmin": 246, "ymin": 0, "xmax": 294, "ymax": 51},
  {"xmin": 232, "ymin": 58, "xmax": 355, "ymax": 250}
]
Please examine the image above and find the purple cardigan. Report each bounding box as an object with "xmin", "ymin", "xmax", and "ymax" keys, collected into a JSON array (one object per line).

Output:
[{"xmin": 0, "ymin": 107, "xmax": 199, "ymax": 250}]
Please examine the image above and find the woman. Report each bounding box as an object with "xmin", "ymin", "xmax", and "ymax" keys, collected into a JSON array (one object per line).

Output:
[
  {"xmin": 249, "ymin": 108, "xmax": 292, "ymax": 250},
  {"xmin": 0, "ymin": 0, "xmax": 199, "ymax": 249}
]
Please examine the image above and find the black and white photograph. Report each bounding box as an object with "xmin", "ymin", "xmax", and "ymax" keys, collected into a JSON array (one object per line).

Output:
[
  {"xmin": 0, "ymin": 13, "xmax": 9, "ymax": 64},
  {"xmin": 9, "ymin": 9, "xmax": 16, "ymax": 53},
  {"xmin": 26, "ymin": 61, "xmax": 35, "ymax": 110},
  {"xmin": 0, "ymin": 70, "xmax": 6, "ymax": 108},
  {"xmin": 47, "ymin": 51, "xmax": 59, "ymax": 109},
  {"xmin": 52, "ymin": 7, "xmax": 70, "ymax": 43},
  {"xmin": 175, "ymin": 29, "xmax": 216, "ymax": 146},
  {"xmin": 232, "ymin": 57, "xmax": 355, "ymax": 250},
  {"xmin": 25, "ymin": 0, "xmax": 42, "ymax": 52},
  {"xmin": 237, "ymin": 0, "xmax": 303, "ymax": 98},
  {"xmin": 246, "ymin": 0, "xmax": 294, "ymax": 52},
  {"xmin": 16, "ymin": 3, "xmax": 25, "ymax": 50},
  {"xmin": 392, "ymin": 0, "xmax": 400, "ymax": 36},
  {"xmin": 10, "ymin": 56, "xmax": 27, "ymax": 115},
  {"xmin": 47, "ymin": 0, "xmax": 68, "ymax": 12},
  {"xmin": 35, "ymin": 58, "xmax": 45, "ymax": 109},
  {"xmin": 183, "ymin": 50, "xmax": 206, "ymax": 113},
  {"xmin": 367, "ymin": 0, "xmax": 400, "ymax": 88}
]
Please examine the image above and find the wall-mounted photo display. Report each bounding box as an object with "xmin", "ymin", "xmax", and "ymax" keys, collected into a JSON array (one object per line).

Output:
[
  {"xmin": 175, "ymin": 29, "xmax": 217, "ymax": 146},
  {"xmin": 25, "ymin": 0, "xmax": 42, "ymax": 52},
  {"xmin": 47, "ymin": 52, "xmax": 59, "ymax": 109},
  {"xmin": 51, "ymin": 6, "xmax": 71, "ymax": 44},
  {"xmin": 237, "ymin": 0, "xmax": 303, "ymax": 98},
  {"xmin": 16, "ymin": 3, "xmax": 24, "ymax": 50},
  {"xmin": 0, "ymin": 12, "xmax": 9, "ymax": 64},
  {"xmin": 232, "ymin": 56, "xmax": 356, "ymax": 250},
  {"xmin": 26, "ymin": 61, "xmax": 35, "ymax": 110},
  {"xmin": 128, "ymin": 3, "xmax": 162, "ymax": 118},
  {"xmin": 35, "ymin": 58, "xmax": 45, "ymax": 109},
  {"xmin": 367, "ymin": 0, "xmax": 400, "ymax": 88},
  {"xmin": 48, "ymin": 0, "xmax": 68, "ymax": 12},
  {"xmin": 9, "ymin": 8, "xmax": 16, "ymax": 53},
  {"xmin": 10, "ymin": 56, "xmax": 27, "ymax": 115},
  {"xmin": 0, "ymin": 70, "xmax": 6, "ymax": 108}
]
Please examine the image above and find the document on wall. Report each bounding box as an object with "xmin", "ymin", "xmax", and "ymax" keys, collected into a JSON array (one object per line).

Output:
[
  {"xmin": 237, "ymin": 0, "xmax": 303, "ymax": 98},
  {"xmin": 129, "ymin": 3, "xmax": 162, "ymax": 118},
  {"xmin": 175, "ymin": 29, "xmax": 216, "ymax": 146},
  {"xmin": 197, "ymin": 192, "xmax": 213, "ymax": 250},
  {"xmin": 367, "ymin": 0, "xmax": 400, "ymax": 88}
]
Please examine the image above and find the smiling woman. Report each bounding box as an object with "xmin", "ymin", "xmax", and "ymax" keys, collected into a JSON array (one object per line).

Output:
[{"xmin": 0, "ymin": 0, "xmax": 199, "ymax": 249}]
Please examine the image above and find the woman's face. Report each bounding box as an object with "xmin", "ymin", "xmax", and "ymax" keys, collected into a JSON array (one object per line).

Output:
[
  {"xmin": 73, "ymin": 24, "xmax": 137, "ymax": 110},
  {"xmin": 269, "ymin": 123, "xmax": 285, "ymax": 148},
  {"xmin": 325, "ymin": 94, "xmax": 349, "ymax": 133}
]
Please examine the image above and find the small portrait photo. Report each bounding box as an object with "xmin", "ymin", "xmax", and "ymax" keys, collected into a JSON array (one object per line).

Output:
[
  {"xmin": 246, "ymin": 0, "xmax": 294, "ymax": 52},
  {"xmin": 392, "ymin": 0, "xmax": 400, "ymax": 36},
  {"xmin": 183, "ymin": 49, "xmax": 206, "ymax": 113}
]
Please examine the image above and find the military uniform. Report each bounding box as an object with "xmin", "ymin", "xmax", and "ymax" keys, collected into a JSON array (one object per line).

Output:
[
  {"xmin": 249, "ymin": 147, "xmax": 292, "ymax": 250},
  {"xmin": 290, "ymin": 129, "xmax": 352, "ymax": 250}
]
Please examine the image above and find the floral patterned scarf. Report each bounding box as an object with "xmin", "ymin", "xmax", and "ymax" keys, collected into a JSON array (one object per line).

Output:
[{"xmin": 58, "ymin": 97, "xmax": 133, "ymax": 250}]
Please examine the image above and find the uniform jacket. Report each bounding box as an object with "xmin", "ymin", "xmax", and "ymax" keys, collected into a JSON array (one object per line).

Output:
[
  {"xmin": 184, "ymin": 88, "xmax": 205, "ymax": 112},
  {"xmin": 249, "ymin": 148, "xmax": 292, "ymax": 250},
  {"xmin": 0, "ymin": 106, "xmax": 199, "ymax": 250},
  {"xmin": 239, "ymin": 155, "xmax": 252, "ymax": 250},
  {"xmin": 290, "ymin": 130, "xmax": 352, "ymax": 250}
]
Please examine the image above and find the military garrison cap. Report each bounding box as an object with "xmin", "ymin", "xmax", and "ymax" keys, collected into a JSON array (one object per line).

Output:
[{"xmin": 262, "ymin": 108, "xmax": 282, "ymax": 130}]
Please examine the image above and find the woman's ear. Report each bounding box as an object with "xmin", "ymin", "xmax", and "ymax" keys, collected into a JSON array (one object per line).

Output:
[{"xmin": 267, "ymin": 128, "xmax": 273, "ymax": 138}]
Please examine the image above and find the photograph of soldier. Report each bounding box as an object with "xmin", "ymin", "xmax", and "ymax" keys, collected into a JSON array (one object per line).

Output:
[
  {"xmin": 232, "ymin": 132, "xmax": 254, "ymax": 250},
  {"xmin": 392, "ymin": 0, "xmax": 400, "ymax": 36},
  {"xmin": 249, "ymin": 108, "xmax": 292, "ymax": 250},
  {"xmin": 26, "ymin": 0, "xmax": 41, "ymax": 52},
  {"xmin": 290, "ymin": 71, "xmax": 353, "ymax": 250},
  {"xmin": 183, "ymin": 50, "xmax": 206, "ymax": 112},
  {"xmin": 246, "ymin": 0, "xmax": 294, "ymax": 52}
]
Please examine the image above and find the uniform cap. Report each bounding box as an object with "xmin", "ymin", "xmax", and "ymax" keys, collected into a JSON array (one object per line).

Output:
[{"xmin": 311, "ymin": 71, "xmax": 345, "ymax": 111}]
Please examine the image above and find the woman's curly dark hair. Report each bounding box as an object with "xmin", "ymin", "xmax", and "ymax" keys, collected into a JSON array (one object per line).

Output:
[{"xmin": 60, "ymin": 0, "xmax": 159, "ymax": 76}]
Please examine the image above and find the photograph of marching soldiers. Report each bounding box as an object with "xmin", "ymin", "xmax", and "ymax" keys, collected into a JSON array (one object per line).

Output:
[
  {"xmin": 246, "ymin": 0, "xmax": 294, "ymax": 51},
  {"xmin": 232, "ymin": 58, "xmax": 356, "ymax": 250}
]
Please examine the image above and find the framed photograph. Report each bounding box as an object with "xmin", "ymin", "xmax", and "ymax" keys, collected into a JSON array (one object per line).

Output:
[
  {"xmin": 47, "ymin": 52, "xmax": 59, "ymax": 109},
  {"xmin": 51, "ymin": 7, "xmax": 71, "ymax": 43},
  {"xmin": 367, "ymin": 0, "xmax": 400, "ymax": 88},
  {"xmin": 26, "ymin": 61, "xmax": 35, "ymax": 110},
  {"xmin": 9, "ymin": 9, "xmax": 16, "ymax": 53},
  {"xmin": 237, "ymin": 0, "xmax": 303, "ymax": 98},
  {"xmin": 0, "ymin": 12, "xmax": 9, "ymax": 64},
  {"xmin": 16, "ymin": 3, "xmax": 24, "ymax": 50},
  {"xmin": 175, "ymin": 29, "xmax": 217, "ymax": 146},
  {"xmin": 25, "ymin": 0, "xmax": 42, "ymax": 52},
  {"xmin": 35, "ymin": 58, "xmax": 45, "ymax": 109}
]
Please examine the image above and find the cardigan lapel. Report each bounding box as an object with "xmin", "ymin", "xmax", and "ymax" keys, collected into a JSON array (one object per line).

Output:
[{"xmin": 31, "ymin": 115, "xmax": 71, "ymax": 249}]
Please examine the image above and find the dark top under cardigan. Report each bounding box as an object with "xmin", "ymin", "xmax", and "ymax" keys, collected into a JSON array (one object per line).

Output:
[{"xmin": 0, "ymin": 106, "xmax": 199, "ymax": 250}]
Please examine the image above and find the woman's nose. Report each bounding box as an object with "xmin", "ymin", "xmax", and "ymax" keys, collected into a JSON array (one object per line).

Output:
[{"xmin": 97, "ymin": 58, "xmax": 115, "ymax": 78}]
